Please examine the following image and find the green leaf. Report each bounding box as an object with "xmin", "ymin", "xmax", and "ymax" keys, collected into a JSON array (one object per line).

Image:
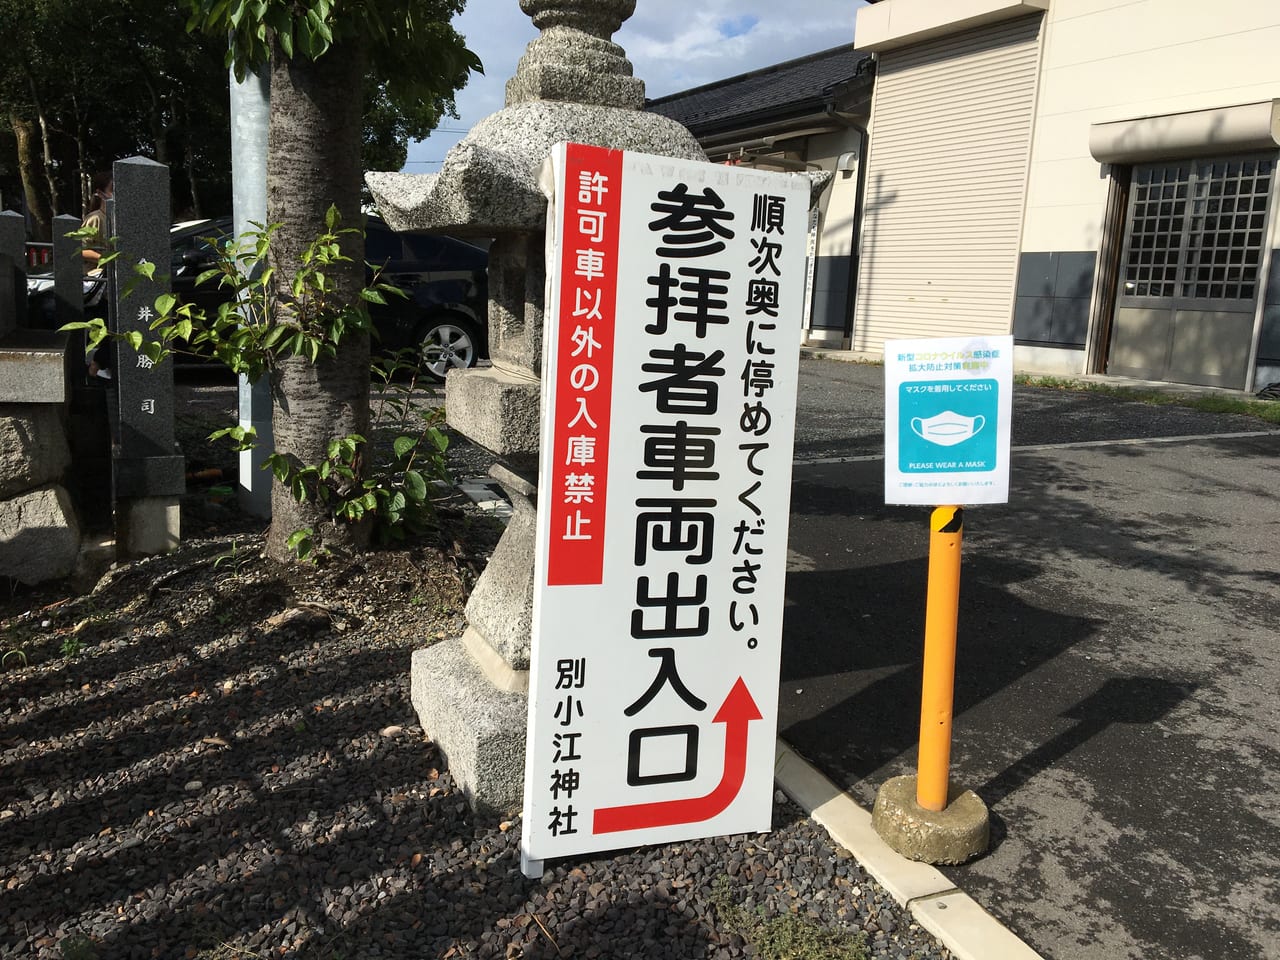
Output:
[
  {"xmin": 135, "ymin": 260, "xmax": 156, "ymax": 280},
  {"xmin": 261, "ymin": 324, "xmax": 287, "ymax": 349},
  {"xmin": 278, "ymin": 21, "xmax": 294, "ymax": 58},
  {"xmin": 125, "ymin": 331, "xmax": 144, "ymax": 351},
  {"xmin": 286, "ymin": 528, "xmax": 314, "ymax": 560},
  {"xmin": 405, "ymin": 470, "xmax": 427, "ymax": 502},
  {"xmin": 360, "ymin": 287, "xmax": 387, "ymax": 305},
  {"xmin": 155, "ymin": 293, "xmax": 177, "ymax": 316},
  {"xmin": 325, "ymin": 204, "xmax": 339, "ymax": 231},
  {"xmin": 393, "ymin": 435, "xmax": 417, "ymax": 459}
]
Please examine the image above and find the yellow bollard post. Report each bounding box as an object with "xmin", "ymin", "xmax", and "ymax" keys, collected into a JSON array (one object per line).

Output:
[
  {"xmin": 872, "ymin": 503, "xmax": 988, "ymax": 863},
  {"xmin": 917, "ymin": 505, "xmax": 963, "ymax": 812}
]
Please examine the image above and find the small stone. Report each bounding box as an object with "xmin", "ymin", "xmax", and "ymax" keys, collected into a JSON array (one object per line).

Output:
[
  {"xmin": 380, "ymin": 725, "xmax": 403, "ymax": 737},
  {"xmin": 184, "ymin": 781, "xmax": 203, "ymax": 792}
]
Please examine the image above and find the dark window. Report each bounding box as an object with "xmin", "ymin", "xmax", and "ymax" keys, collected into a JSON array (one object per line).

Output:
[{"xmin": 1121, "ymin": 155, "xmax": 1274, "ymax": 304}]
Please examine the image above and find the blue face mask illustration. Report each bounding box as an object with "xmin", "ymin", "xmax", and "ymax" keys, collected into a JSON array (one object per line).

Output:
[{"xmin": 910, "ymin": 411, "xmax": 985, "ymax": 447}]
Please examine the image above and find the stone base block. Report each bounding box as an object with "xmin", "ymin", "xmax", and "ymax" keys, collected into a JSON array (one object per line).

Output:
[
  {"xmin": 410, "ymin": 637, "xmax": 529, "ymax": 817},
  {"xmin": 0, "ymin": 484, "xmax": 81, "ymax": 585},
  {"xmin": 445, "ymin": 368, "xmax": 540, "ymax": 473},
  {"xmin": 117, "ymin": 496, "xmax": 181, "ymax": 558},
  {"xmin": 0, "ymin": 403, "xmax": 71, "ymax": 499},
  {"xmin": 872, "ymin": 774, "xmax": 990, "ymax": 865},
  {"xmin": 0, "ymin": 331, "xmax": 72, "ymax": 404}
]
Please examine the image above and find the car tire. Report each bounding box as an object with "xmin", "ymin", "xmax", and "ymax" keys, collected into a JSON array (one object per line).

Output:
[{"xmin": 418, "ymin": 315, "xmax": 480, "ymax": 382}]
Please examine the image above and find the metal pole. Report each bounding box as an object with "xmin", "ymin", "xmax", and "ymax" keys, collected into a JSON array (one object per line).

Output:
[
  {"xmin": 917, "ymin": 504, "xmax": 963, "ymax": 812},
  {"xmin": 229, "ymin": 63, "xmax": 273, "ymax": 518}
]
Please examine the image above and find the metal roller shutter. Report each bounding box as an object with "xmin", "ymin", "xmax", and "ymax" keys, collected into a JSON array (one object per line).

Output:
[{"xmin": 855, "ymin": 15, "xmax": 1044, "ymax": 351}]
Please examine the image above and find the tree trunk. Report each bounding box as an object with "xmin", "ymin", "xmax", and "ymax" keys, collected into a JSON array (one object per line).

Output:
[
  {"xmin": 25, "ymin": 73, "xmax": 60, "ymax": 218},
  {"xmin": 147, "ymin": 79, "xmax": 169, "ymax": 164},
  {"xmin": 10, "ymin": 113, "xmax": 51, "ymax": 240},
  {"xmin": 35, "ymin": 110, "xmax": 58, "ymax": 217},
  {"xmin": 264, "ymin": 38, "xmax": 370, "ymax": 562}
]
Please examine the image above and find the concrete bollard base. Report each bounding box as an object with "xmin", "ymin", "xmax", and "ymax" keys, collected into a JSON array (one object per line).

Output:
[{"xmin": 872, "ymin": 774, "xmax": 990, "ymax": 865}]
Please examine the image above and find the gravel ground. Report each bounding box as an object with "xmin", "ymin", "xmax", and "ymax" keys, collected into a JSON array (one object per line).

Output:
[{"xmin": 0, "ymin": 374, "xmax": 954, "ymax": 960}]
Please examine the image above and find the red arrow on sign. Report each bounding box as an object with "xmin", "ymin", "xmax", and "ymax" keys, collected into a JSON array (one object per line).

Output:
[{"xmin": 593, "ymin": 677, "xmax": 763, "ymax": 835}]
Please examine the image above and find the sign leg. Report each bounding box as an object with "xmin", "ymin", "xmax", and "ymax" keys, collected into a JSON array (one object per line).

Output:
[{"xmin": 520, "ymin": 848, "xmax": 544, "ymax": 880}]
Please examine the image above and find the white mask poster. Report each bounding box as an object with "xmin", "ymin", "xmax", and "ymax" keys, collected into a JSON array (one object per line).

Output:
[
  {"xmin": 883, "ymin": 335, "xmax": 1014, "ymax": 506},
  {"xmin": 522, "ymin": 143, "xmax": 811, "ymax": 863}
]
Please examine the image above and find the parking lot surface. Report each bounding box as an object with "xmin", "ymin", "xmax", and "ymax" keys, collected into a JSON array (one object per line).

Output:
[{"xmin": 782, "ymin": 357, "xmax": 1280, "ymax": 960}]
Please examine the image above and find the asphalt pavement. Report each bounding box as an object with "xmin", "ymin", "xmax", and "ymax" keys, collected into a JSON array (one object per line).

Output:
[{"xmin": 780, "ymin": 356, "xmax": 1280, "ymax": 960}]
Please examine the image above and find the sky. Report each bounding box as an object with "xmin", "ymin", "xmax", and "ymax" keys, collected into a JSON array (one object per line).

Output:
[{"xmin": 400, "ymin": 0, "xmax": 869, "ymax": 172}]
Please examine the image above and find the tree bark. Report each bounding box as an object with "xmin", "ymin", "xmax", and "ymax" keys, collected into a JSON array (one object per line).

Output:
[
  {"xmin": 25, "ymin": 72, "xmax": 60, "ymax": 219},
  {"xmin": 10, "ymin": 113, "xmax": 51, "ymax": 240},
  {"xmin": 264, "ymin": 38, "xmax": 370, "ymax": 562}
]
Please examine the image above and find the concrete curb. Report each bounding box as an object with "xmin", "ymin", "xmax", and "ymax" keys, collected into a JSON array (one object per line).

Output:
[{"xmin": 774, "ymin": 739, "xmax": 1045, "ymax": 960}]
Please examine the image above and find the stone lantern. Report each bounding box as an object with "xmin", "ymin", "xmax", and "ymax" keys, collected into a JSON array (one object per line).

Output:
[{"xmin": 367, "ymin": 0, "xmax": 706, "ymax": 813}]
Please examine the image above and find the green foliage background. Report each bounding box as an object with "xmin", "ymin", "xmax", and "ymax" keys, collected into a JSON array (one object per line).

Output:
[{"xmin": 0, "ymin": 0, "xmax": 479, "ymax": 228}]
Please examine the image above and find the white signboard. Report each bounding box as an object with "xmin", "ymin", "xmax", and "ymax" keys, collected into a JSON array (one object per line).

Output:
[
  {"xmin": 522, "ymin": 143, "xmax": 811, "ymax": 863},
  {"xmin": 884, "ymin": 335, "xmax": 1014, "ymax": 506}
]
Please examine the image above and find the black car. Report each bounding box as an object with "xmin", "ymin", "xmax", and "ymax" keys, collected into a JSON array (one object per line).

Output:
[
  {"xmin": 30, "ymin": 215, "xmax": 489, "ymax": 382},
  {"xmin": 169, "ymin": 215, "xmax": 488, "ymax": 381}
]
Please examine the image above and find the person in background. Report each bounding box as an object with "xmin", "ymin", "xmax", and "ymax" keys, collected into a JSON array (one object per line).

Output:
[{"xmin": 80, "ymin": 172, "xmax": 113, "ymax": 270}]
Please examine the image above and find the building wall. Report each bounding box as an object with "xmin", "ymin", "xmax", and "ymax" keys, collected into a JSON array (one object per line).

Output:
[
  {"xmin": 1023, "ymin": 0, "xmax": 1280, "ymax": 253},
  {"xmin": 1015, "ymin": 0, "xmax": 1280, "ymax": 378},
  {"xmin": 853, "ymin": 13, "xmax": 1044, "ymax": 353},
  {"xmin": 806, "ymin": 129, "xmax": 865, "ymax": 346},
  {"xmin": 854, "ymin": 0, "xmax": 1280, "ymax": 385}
]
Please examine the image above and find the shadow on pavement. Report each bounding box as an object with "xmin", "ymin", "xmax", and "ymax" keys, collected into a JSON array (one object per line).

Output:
[
  {"xmin": 778, "ymin": 550, "xmax": 1100, "ymax": 791},
  {"xmin": 979, "ymin": 676, "xmax": 1198, "ymax": 810}
]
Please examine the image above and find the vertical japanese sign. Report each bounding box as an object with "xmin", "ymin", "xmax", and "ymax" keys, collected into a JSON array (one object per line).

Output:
[
  {"xmin": 883, "ymin": 335, "xmax": 1014, "ymax": 506},
  {"xmin": 523, "ymin": 143, "xmax": 810, "ymax": 862}
]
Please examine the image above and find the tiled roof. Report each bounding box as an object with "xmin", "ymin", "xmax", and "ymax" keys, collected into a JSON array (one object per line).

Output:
[{"xmin": 645, "ymin": 44, "xmax": 871, "ymax": 134}]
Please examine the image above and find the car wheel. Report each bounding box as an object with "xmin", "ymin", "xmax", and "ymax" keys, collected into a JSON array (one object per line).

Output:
[{"xmin": 418, "ymin": 316, "xmax": 479, "ymax": 382}]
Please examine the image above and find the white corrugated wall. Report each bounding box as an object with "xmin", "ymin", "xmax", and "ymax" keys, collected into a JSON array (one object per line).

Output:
[{"xmin": 854, "ymin": 15, "xmax": 1044, "ymax": 351}]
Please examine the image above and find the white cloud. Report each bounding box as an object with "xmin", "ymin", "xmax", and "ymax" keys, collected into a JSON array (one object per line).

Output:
[{"xmin": 400, "ymin": 0, "xmax": 865, "ymax": 171}]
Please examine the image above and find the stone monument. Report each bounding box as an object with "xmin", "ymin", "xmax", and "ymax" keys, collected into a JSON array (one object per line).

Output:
[{"xmin": 109, "ymin": 158, "xmax": 184, "ymax": 557}]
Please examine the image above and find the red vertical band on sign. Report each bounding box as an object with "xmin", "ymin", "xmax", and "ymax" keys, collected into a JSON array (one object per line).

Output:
[{"xmin": 547, "ymin": 143, "xmax": 623, "ymax": 586}]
